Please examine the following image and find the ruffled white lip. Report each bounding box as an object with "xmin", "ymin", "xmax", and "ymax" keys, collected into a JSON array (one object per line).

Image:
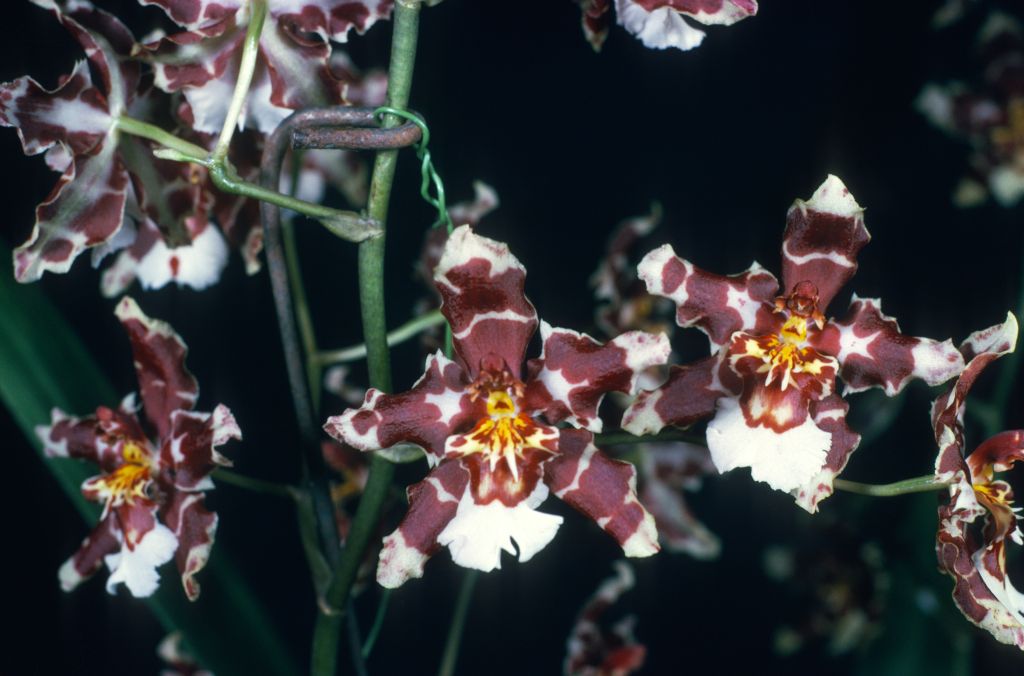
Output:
[
  {"xmin": 103, "ymin": 521, "xmax": 178, "ymax": 598},
  {"xmin": 706, "ymin": 396, "xmax": 830, "ymax": 493},
  {"xmin": 437, "ymin": 482, "xmax": 563, "ymax": 572},
  {"xmin": 135, "ymin": 225, "xmax": 229, "ymax": 292}
]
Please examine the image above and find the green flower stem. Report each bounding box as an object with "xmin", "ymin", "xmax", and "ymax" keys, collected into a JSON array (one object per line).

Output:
[
  {"xmin": 315, "ymin": 309, "xmax": 445, "ymax": 365},
  {"xmin": 212, "ymin": 0, "xmax": 267, "ymax": 162},
  {"xmin": 309, "ymin": 1, "xmax": 422, "ymax": 674},
  {"xmin": 360, "ymin": 590, "xmax": 391, "ymax": 659},
  {"xmin": 594, "ymin": 428, "xmax": 704, "ymax": 446},
  {"xmin": 115, "ymin": 116, "xmax": 380, "ymax": 242},
  {"xmin": 437, "ymin": 570, "xmax": 479, "ymax": 676},
  {"xmin": 213, "ymin": 468, "xmax": 298, "ymax": 500},
  {"xmin": 834, "ymin": 475, "xmax": 952, "ymax": 497}
]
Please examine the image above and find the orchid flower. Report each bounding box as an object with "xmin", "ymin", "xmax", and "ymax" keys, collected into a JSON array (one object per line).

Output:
[
  {"xmin": 623, "ymin": 175, "xmax": 965, "ymax": 511},
  {"xmin": 325, "ymin": 226, "xmax": 669, "ymax": 587},
  {"xmin": 576, "ymin": 0, "xmax": 757, "ymax": 53},
  {"xmin": 38, "ymin": 298, "xmax": 239, "ymax": 599},
  {"xmin": 564, "ymin": 562, "xmax": 646, "ymax": 676},
  {"xmin": 932, "ymin": 312, "xmax": 1024, "ymax": 649}
]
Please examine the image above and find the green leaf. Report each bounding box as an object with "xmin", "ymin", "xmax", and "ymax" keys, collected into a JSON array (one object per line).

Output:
[{"xmin": 0, "ymin": 242, "xmax": 298, "ymax": 676}]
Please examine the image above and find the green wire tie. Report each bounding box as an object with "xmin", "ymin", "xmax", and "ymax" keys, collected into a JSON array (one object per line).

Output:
[{"xmin": 374, "ymin": 106, "xmax": 453, "ymax": 232}]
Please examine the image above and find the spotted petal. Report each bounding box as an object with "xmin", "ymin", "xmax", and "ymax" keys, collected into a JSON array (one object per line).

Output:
[
  {"xmin": 622, "ymin": 353, "xmax": 739, "ymax": 435},
  {"xmin": 434, "ymin": 225, "xmax": 538, "ymax": 379},
  {"xmin": 780, "ymin": 175, "xmax": 869, "ymax": 310},
  {"xmin": 325, "ymin": 351, "xmax": 478, "ymax": 462},
  {"xmin": 104, "ymin": 505, "xmax": 178, "ymax": 598},
  {"xmin": 377, "ymin": 459, "xmax": 469, "ymax": 588},
  {"xmin": 816, "ymin": 295, "xmax": 965, "ymax": 397},
  {"xmin": 545, "ymin": 429, "xmax": 659, "ymax": 558},
  {"xmin": 161, "ymin": 491, "xmax": 219, "ymax": 601},
  {"xmin": 58, "ymin": 515, "xmax": 121, "ymax": 592},
  {"xmin": 527, "ymin": 322, "xmax": 670, "ymax": 432},
  {"xmin": 38, "ymin": 395, "xmax": 148, "ymax": 472},
  {"xmin": 638, "ymin": 443, "xmax": 720, "ymax": 558},
  {"xmin": 576, "ymin": 0, "xmax": 613, "ymax": 51},
  {"xmin": 162, "ymin": 405, "xmax": 239, "ymax": 491},
  {"xmin": 116, "ymin": 297, "xmax": 200, "ymax": 439},
  {"xmin": 792, "ymin": 395, "xmax": 862, "ymax": 513},
  {"xmin": 638, "ymin": 243, "xmax": 778, "ymax": 350}
]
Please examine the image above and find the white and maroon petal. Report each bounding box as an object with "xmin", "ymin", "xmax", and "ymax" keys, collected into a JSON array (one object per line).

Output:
[
  {"xmin": 638, "ymin": 243, "xmax": 778, "ymax": 350},
  {"xmin": 792, "ymin": 395, "xmax": 862, "ymax": 513},
  {"xmin": 115, "ymin": 297, "xmax": 200, "ymax": 438},
  {"xmin": 163, "ymin": 405, "xmax": 239, "ymax": 491},
  {"xmin": 104, "ymin": 522, "xmax": 179, "ymax": 598},
  {"xmin": 162, "ymin": 492, "xmax": 218, "ymax": 601},
  {"xmin": 0, "ymin": 62, "xmax": 110, "ymax": 159},
  {"xmin": 377, "ymin": 459, "xmax": 469, "ymax": 588},
  {"xmin": 272, "ymin": 0, "xmax": 394, "ymax": 43},
  {"xmin": 564, "ymin": 561, "xmax": 646, "ymax": 676},
  {"xmin": 141, "ymin": 0, "xmax": 242, "ymax": 31},
  {"xmin": 527, "ymin": 322, "xmax": 670, "ymax": 432},
  {"xmin": 931, "ymin": 314, "xmax": 1018, "ymax": 477},
  {"xmin": 448, "ymin": 181, "xmax": 500, "ymax": 229},
  {"xmin": 545, "ymin": 429, "xmax": 659, "ymax": 557},
  {"xmin": 622, "ymin": 353, "xmax": 738, "ymax": 435},
  {"xmin": 37, "ymin": 407, "xmax": 113, "ymax": 466},
  {"xmin": 434, "ymin": 226, "xmax": 538, "ymax": 379},
  {"xmin": 35, "ymin": 0, "xmax": 139, "ymax": 109},
  {"xmin": 58, "ymin": 515, "xmax": 120, "ymax": 592},
  {"xmin": 133, "ymin": 220, "xmax": 229, "ymax": 292},
  {"xmin": 437, "ymin": 477, "xmax": 563, "ymax": 572},
  {"xmin": 938, "ymin": 481, "xmax": 1024, "ymax": 649},
  {"xmin": 325, "ymin": 351, "xmax": 476, "ymax": 461},
  {"xmin": 614, "ymin": 0, "xmax": 756, "ymax": 52},
  {"xmin": 817, "ymin": 295, "xmax": 965, "ymax": 396},
  {"xmin": 577, "ymin": 0, "xmax": 613, "ymax": 51},
  {"xmin": 13, "ymin": 139, "xmax": 130, "ymax": 282},
  {"xmin": 639, "ymin": 443, "xmax": 720, "ymax": 558},
  {"xmin": 706, "ymin": 393, "xmax": 831, "ymax": 494},
  {"xmin": 780, "ymin": 175, "xmax": 868, "ymax": 311}
]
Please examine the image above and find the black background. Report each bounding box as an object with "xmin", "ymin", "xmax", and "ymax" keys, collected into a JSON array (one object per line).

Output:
[{"xmin": 3, "ymin": 1, "xmax": 1024, "ymax": 674}]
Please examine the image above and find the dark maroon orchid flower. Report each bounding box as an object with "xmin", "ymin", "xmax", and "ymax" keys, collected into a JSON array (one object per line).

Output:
[
  {"xmin": 325, "ymin": 226, "xmax": 669, "ymax": 587},
  {"xmin": 38, "ymin": 298, "xmax": 239, "ymax": 599},
  {"xmin": 623, "ymin": 176, "xmax": 965, "ymax": 512},
  {"xmin": 932, "ymin": 313, "xmax": 1024, "ymax": 649}
]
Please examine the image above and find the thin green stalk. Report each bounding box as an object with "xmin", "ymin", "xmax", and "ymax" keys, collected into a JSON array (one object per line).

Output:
[
  {"xmin": 833, "ymin": 475, "xmax": 951, "ymax": 497},
  {"xmin": 213, "ymin": 468, "xmax": 298, "ymax": 500},
  {"xmin": 361, "ymin": 590, "xmax": 392, "ymax": 659},
  {"xmin": 213, "ymin": 0, "xmax": 267, "ymax": 161},
  {"xmin": 115, "ymin": 116, "xmax": 380, "ymax": 242},
  {"xmin": 594, "ymin": 428, "xmax": 704, "ymax": 446},
  {"xmin": 315, "ymin": 310, "xmax": 445, "ymax": 365},
  {"xmin": 437, "ymin": 570, "xmax": 479, "ymax": 676},
  {"xmin": 310, "ymin": 2, "xmax": 422, "ymax": 674}
]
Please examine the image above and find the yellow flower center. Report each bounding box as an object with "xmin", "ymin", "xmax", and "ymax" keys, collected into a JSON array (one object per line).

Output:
[
  {"xmin": 735, "ymin": 316, "xmax": 833, "ymax": 391},
  {"xmin": 93, "ymin": 441, "xmax": 154, "ymax": 507},
  {"xmin": 449, "ymin": 389, "xmax": 557, "ymax": 482}
]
